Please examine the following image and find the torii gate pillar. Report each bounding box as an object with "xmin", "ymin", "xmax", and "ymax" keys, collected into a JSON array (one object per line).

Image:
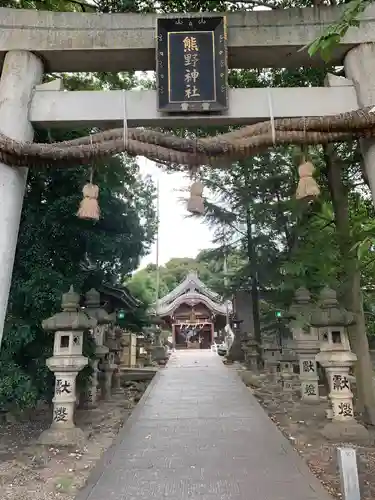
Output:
[
  {"xmin": 345, "ymin": 43, "xmax": 375, "ymax": 205},
  {"xmin": 0, "ymin": 50, "xmax": 43, "ymax": 347}
]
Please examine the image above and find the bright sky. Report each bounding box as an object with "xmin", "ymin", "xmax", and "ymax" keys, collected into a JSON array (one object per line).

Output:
[
  {"xmin": 138, "ymin": 157, "xmax": 215, "ymax": 269},
  {"xmin": 136, "ymin": 5, "xmax": 271, "ymax": 270}
]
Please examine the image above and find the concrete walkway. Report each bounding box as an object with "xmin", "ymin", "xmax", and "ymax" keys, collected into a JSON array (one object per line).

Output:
[{"xmin": 76, "ymin": 350, "xmax": 333, "ymax": 500}]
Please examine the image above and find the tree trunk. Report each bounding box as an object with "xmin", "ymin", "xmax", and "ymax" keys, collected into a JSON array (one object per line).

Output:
[
  {"xmin": 325, "ymin": 144, "xmax": 375, "ymax": 424},
  {"xmin": 243, "ymin": 164, "xmax": 262, "ymax": 363}
]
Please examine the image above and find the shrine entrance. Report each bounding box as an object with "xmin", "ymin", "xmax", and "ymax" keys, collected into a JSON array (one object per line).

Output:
[
  {"xmin": 155, "ymin": 271, "xmax": 231, "ymax": 349},
  {"xmin": 174, "ymin": 321, "xmax": 213, "ymax": 349},
  {"xmin": 0, "ymin": 7, "xmax": 375, "ymax": 351}
]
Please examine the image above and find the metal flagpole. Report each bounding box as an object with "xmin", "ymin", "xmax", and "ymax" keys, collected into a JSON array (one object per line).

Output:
[
  {"xmin": 155, "ymin": 177, "xmax": 160, "ymax": 314},
  {"xmin": 223, "ymin": 251, "xmax": 229, "ymax": 326}
]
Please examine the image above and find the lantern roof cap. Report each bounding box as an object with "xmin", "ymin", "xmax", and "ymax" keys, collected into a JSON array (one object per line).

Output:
[
  {"xmin": 84, "ymin": 288, "xmax": 111, "ymax": 324},
  {"xmin": 310, "ymin": 287, "xmax": 354, "ymax": 327},
  {"xmin": 42, "ymin": 286, "xmax": 97, "ymax": 332},
  {"xmin": 287, "ymin": 287, "xmax": 313, "ymax": 323}
]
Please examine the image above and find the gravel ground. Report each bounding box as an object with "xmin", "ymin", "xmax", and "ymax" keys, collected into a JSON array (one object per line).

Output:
[
  {"xmin": 0, "ymin": 380, "xmax": 150, "ymax": 500},
  {"xmin": 240, "ymin": 370, "xmax": 375, "ymax": 500}
]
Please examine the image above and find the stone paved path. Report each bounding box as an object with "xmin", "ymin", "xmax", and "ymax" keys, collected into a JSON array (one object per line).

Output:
[{"xmin": 76, "ymin": 350, "xmax": 333, "ymax": 500}]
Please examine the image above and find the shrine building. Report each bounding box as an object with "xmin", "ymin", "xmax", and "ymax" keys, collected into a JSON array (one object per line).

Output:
[{"xmin": 156, "ymin": 271, "xmax": 232, "ymax": 349}]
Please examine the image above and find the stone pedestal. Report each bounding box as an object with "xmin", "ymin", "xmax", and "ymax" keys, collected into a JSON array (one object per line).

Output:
[
  {"xmin": 39, "ymin": 286, "xmax": 96, "ymax": 446},
  {"xmin": 298, "ymin": 352, "xmax": 320, "ymax": 402},
  {"xmin": 100, "ymin": 325, "xmax": 120, "ymax": 398},
  {"xmin": 136, "ymin": 337, "xmax": 146, "ymax": 367},
  {"xmin": 112, "ymin": 359, "xmax": 122, "ymax": 393},
  {"xmin": 262, "ymin": 338, "xmax": 281, "ymax": 380},
  {"xmin": 86, "ymin": 358, "xmax": 99, "ymax": 407},
  {"xmin": 143, "ymin": 340, "xmax": 153, "ymax": 366},
  {"xmin": 152, "ymin": 345, "xmax": 168, "ymax": 364},
  {"xmin": 84, "ymin": 289, "xmax": 110, "ymax": 406},
  {"xmin": 280, "ymin": 350, "xmax": 296, "ymax": 400},
  {"xmin": 316, "ymin": 349, "xmax": 368, "ymax": 439},
  {"xmin": 149, "ymin": 326, "xmax": 167, "ymax": 364},
  {"xmin": 112, "ymin": 327, "xmax": 123, "ymax": 393},
  {"xmin": 226, "ymin": 326, "xmax": 244, "ymax": 362},
  {"xmin": 241, "ymin": 337, "xmax": 258, "ymax": 372},
  {"xmin": 100, "ymin": 351, "xmax": 117, "ymax": 400}
]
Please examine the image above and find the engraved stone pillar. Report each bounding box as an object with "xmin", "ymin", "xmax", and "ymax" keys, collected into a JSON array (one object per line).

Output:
[
  {"xmin": 312, "ymin": 287, "xmax": 368, "ymax": 440},
  {"xmin": 298, "ymin": 353, "xmax": 319, "ymax": 402},
  {"xmin": 84, "ymin": 288, "xmax": 110, "ymax": 406},
  {"xmin": 39, "ymin": 286, "xmax": 96, "ymax": 446}
]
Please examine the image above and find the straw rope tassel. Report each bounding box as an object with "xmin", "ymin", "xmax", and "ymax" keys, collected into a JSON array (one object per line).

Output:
[
  {"xmin": 77, "ymin": 142, "xmax": 100, "ymax": 220},
  {"xmin": 187, "ymin": 167, "xmax": 204, "ymax": 215},
  {"xmin": 295, "ymin": 160, "xmax": 320, "ymax": 201},
  {"xmin": 295, "ymin": 121, "xmax": 320, "ymax": 201}
]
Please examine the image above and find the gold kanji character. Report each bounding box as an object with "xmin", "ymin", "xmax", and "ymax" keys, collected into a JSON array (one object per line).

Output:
[
  {"xmin": 191, "ymin": 54, "xmax": 199, "ymax": 67},
  {"xmin": 183, "ymin": 36, "xmax": 199, "ymax": 52},
  {"xmin": 191, "ymin": 86, "xmax": 200, "ymax": 97},
  {"xmin": 184, "ymin": 54, "xmax": 192, "ymax": 66},
  {"xmin": 190, "ymin": 68, "xmax": 199, "ymax": 82}
]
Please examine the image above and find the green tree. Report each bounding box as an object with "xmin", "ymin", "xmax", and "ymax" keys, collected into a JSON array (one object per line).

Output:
[
  {"xmin": 127, "ymin": 255, "xmax": 228, "ymax": 306},
  {"xmin": 0, "ymin": 72, "xmax": 157, "ymax": 410}
]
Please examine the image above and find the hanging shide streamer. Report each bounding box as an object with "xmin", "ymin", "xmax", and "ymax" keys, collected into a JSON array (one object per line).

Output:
[
  {"xmin": 77, "ymin": 166, "xmax": 100, "ymax": 220},
  {"xmin": 295, "ymin": 160, "xmax": 320, "ymax": 201}
]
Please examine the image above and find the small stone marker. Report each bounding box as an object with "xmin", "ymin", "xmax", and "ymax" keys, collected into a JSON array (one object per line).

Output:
[{"xmin": 337, "ymin": 447, "xmax": 360, "ymax": 500}]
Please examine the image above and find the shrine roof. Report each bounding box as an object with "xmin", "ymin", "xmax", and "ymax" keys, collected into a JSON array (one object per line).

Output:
[
  {"xmin": 99, "ymin": 283, "xmax": 141, "ymax": 312},
  {"xmin": 155, "ymin": 271, "xmax": 232, "ymax": 317}
]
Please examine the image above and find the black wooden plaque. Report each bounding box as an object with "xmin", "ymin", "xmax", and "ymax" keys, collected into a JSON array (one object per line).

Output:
[{"xmin": 156, "ymin": 16, "xmax": 228, "ymax": 113}]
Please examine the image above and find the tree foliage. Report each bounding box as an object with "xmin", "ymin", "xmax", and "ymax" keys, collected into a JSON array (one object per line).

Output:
[
  {"xmin": 127, "ymin": 253, "xmax": 234, "ymax": 305},
  {"xmin": 0, "ymin": 0, "xmax": 158, "ymax": 409}
]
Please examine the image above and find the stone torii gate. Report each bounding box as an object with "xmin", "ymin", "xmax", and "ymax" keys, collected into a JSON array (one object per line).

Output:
[{"xmin": 0, "ymin": 5, "xmax": 374, "ymax": 346}]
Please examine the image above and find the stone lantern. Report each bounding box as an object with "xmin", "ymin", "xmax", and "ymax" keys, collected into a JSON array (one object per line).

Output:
[
  {"xmin": 142, "ymin": 328, "xmax": 154, "ymax": 366},
  {"xmin": 151, "ymin": 325, "xmax": 168, "ymax": 364},
  {"xmin": 288, "ymin": 288, "xmax": 320, "ymax": 403},
  {"xmin": 261, "ymin": 333, "xmax": 281, "ymax": 379},
  {"xmin": 100, "ymin": 316, "xmax": 119, "ymax": 400},
  {"xmin": 39, "ymin": 286, "xmax": 96, "ymax": 446},
  {"xmin": 84, "ymin": 288, "xmax": 110, "ymax": 407},
  {"xmin": 312, "ymin": 287, "xmax": 368, "ymax": 439},
  {"xmin": 136, "ymin": 335, "xmax": 147, "ymax": 367}
]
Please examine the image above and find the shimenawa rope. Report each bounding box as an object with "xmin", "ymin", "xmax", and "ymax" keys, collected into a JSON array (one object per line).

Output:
[{"xmin": 0, "ymin": 107, "xmax": 373, "ymax": 171}]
